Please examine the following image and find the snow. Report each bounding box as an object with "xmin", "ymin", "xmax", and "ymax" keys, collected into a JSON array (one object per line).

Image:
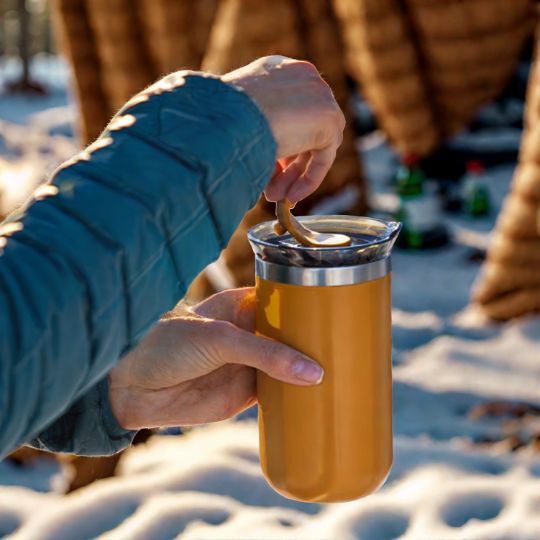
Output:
[
  {"xmin": 1, "ymin": 64, "xmax": 539, "ymax": 540},
  {"xmin": 4, "ymin": 426, "xmax": 540, "ymax": 539},
  {"xmin": 0, "ymin": 96, "xmax": 77, "ymax": 217}
]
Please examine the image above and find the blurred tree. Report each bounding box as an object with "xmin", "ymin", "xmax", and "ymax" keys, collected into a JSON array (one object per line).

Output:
[
  {"xmin": 17, "ymin": 0, "xmax": 31, "ymax": 86},
  {"xmin": 5, "ymin": 0, "xmax": 46, "ymax": 93}
]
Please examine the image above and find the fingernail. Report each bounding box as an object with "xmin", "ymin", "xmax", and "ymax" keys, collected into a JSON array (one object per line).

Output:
[{"xmin": 292, "ymin": 358, "xmax": 324, "ymax": 384}]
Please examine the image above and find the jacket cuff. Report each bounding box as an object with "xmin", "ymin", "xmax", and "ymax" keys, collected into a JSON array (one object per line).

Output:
[{"xmin": 28, "ymin": 377, "xmax": 136, "ymax": 456}]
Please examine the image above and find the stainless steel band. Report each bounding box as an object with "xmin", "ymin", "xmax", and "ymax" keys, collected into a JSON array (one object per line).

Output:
[{"xmin": 255, "ymin": 257, "xmax": 391, "ymax": 287}]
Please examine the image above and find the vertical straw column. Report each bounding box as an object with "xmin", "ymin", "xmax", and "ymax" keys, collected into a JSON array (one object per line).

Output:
[
  {"xmin": 52, "ymin": 0, "xmax": 110, "ymax": 143},
  {"xmin": 405, "ymin": 0, "xmax": 532, "ymax": 138},
  {"xmin": 136, "ymin": 0, "xmax": 218, "ymax": 74},
  {"xmin": 332, "ymin": 0, "xmax": 532, "ymax": 156},
  {"xmin": 472, "ymin": 18, "xmax": 540, "ymax": 320},
  {"xmin": 201, "ymin": 0, "xmax": 302, "ymax": 289},
  {"xmin": 332, "ymin": 0, "xmax": 440, "ymax": 156},
  {"xmin": 85, "ymin": 0, "xmax": 157, "ymax": 111}
]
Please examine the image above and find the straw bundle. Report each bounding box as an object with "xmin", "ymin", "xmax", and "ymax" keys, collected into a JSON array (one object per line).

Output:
[
  {"xmin": 332, "ymin": 0, "xmax": 533, "ymax": 156},
  {"xmin": 409, "ymin": 0, "xmax": 532, "ymax": 138},
  {"xmin": 84, "ymin": 0, "xmax": 157, "ymax": 111},
  {"xmin": 292, "ymin": 0, "xmax": 366, "ymax": 212},
  {"xmin": 202, "ymin": 0, "xmax": 301, "ymax": 72},
  {"xmin": 53, "ymin": 0, "xmax": 110, "ymax": 142},
  {"xmin": 136, "ymin": 0, "xmax": 217, "ymax": 76},
  {"xmin": 472, "ymin": 27, "xmax": 540, "ymax": 320},
  {"xmin": 332, "ymin": 0, "xmax": 440, "ymax": 156},
  {"xmin": 53, "ymin": 0, "xmax": 217, "ymax": 143}
]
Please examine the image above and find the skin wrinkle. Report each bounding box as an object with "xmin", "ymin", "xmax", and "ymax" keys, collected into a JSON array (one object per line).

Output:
[{"xmin": 122, "ymin": 364, "xmax": 256, "ymax": 428}]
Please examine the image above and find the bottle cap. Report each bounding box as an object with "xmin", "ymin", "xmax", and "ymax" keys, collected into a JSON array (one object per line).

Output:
[
  {"xmin": 466, "ymin": 160, "xmax": 484, "ymax": 174},
  {"xmin": 403, "ymin": 154, "xmax": 420, "ymax": 167}
]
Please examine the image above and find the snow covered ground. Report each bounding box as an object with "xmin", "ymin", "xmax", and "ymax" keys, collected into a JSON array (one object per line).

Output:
[{"xmin": 0, "ymin": 62, "xmax": 539, "ymax": 540}]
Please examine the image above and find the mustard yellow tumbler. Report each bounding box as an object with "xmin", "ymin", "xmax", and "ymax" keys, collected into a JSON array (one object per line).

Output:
[{"xmin": 248, "ymin": 216, "xmax": 400, "ymax": 502}]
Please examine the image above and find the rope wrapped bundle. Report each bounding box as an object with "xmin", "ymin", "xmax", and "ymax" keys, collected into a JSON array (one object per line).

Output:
[
  {"xmin": 53, "ymin": 0, "xmax": 217, "ymax": 143},
  {"xmin": 472, "ymin": 28, "xmax": 540, "ymax": 320},
  {"xmin": 332, "ymin": 0, "xmax": 533, "ymax": 156},
  {"xmin": 333, "ymin": 0, "xmax": 438, "ymax": 156},
  {"xmin": 53, "ymin": 0, "xmax": 110, "ymax": 142},
  {"xmin": 136, "ymin": 0, "xmax": 217, "ymax": 75},
  {"xmin": 84, "ymin": 0, "xmax": 157, "ymax": 112}
]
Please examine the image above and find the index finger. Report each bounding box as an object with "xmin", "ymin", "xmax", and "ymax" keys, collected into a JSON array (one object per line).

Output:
[{"xmin": 286, "ymin": 144, "xmax": 338, "ymax": 203}]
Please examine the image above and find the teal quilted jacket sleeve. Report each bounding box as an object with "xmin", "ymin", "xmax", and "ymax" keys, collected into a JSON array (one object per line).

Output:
[{"xmin": 0, "ymin": 73, "xmax": 276, "ymax": 457}]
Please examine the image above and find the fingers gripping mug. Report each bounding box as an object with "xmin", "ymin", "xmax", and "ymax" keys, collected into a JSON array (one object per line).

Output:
[{"xmin": 248, "ymin": 216, "xmax": 401, "ymax": 502}]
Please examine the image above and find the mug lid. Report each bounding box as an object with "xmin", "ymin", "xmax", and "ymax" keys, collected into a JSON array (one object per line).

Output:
[{"xmin": 248, "ymin": 215, "xmax": 401, "ymax": 268}]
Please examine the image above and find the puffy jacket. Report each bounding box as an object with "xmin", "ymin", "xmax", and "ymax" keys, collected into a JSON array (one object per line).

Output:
[{"xmin": 0, "ymin": 73, "xmax": 276, "ymax": 458}]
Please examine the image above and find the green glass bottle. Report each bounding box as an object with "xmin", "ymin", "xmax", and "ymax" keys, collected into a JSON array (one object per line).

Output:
[
  {"xmin": 395, "ymin": 155, "xmax": 449, "ymax": 249},
  {"xmin": 462, "ymin": 161, "xmax": 490, "ymax": 217}
]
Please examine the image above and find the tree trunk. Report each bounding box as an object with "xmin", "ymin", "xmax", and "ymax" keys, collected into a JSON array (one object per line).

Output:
[
  {"xmin": 8, "ymin": 0, "xmax": 45, "ymax": 93},
  {"xmin": 17, "ymin": 0, "xmax": 30, "ymax": 86}
]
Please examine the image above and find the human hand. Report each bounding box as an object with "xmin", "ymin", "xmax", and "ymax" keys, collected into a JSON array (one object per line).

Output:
[
  {"xmin": 108, "ymin": 288, "xmax": 323, "ymax": 430},
  {"xmin": 222, "ymin": 56, "xmax": 345, "ymax": 203}
]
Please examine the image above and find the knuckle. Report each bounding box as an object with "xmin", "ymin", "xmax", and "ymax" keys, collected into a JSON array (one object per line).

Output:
[
  {"xmin": 262, "ymin": 54, "xmax": 284, "ymax": 65},
  {"xmin": 303, "ymin": 173, "xmax": 321, "ymax": 187},
  {"xmin": 212, "ymin": 319, "xmax": 238, "ymax": 350},
  {"xmin": 296, "ymin": 59, "xmax": 317, "ymax": 72},
  {"xmin": 213, "ymin": 318, "xmax": 235, "ymax": 334},
  {"xmin": 260, "ymin": 340, "xmax": 284, "ymax": 372},
  {"xmin": 295, "ymin": 60, "xmax": 321, "ymax": 81},
  {"xmin": 331, "ymin": 105, "xmax": 345, "ymax": 126}
]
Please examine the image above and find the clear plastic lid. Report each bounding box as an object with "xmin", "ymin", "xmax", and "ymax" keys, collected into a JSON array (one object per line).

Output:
[{"xmin": 248, "ymin": 216, "xmax": 401, "ymax": 268}]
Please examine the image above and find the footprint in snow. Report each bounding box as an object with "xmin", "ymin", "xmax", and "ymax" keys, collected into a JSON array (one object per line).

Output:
[
  {"xmin": 351, "ymin": 509, "xmax": 410, "ymax": 540},
  {"xmin": 113, "ymin": 506, "xmax": 231, "ymax": 540},
  {"xmin": 441, "ymin": 492, "xmax": 504, "ymax": 528},
  {"xmin": 226, "ymin": 447, "xmax": 260, "ymax": 465},
  {"xmin": 0, "ymin": 510, "xmax": 20, "ymax": 538}
]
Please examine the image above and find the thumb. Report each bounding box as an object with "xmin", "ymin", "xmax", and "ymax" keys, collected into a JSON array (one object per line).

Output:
[{"xmin": 218, "ymin": 321, "xmax": 324, "ymax": 386}]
